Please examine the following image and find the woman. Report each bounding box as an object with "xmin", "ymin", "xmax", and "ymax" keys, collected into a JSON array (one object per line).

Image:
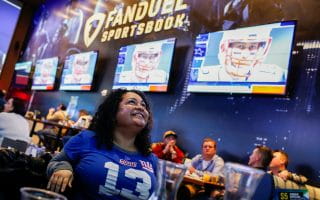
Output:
[
  {"xmin": 47, "ymin": 89, "xmax": 157, "ymax": 200},
  {"xmin": 0, "ymin": 97, "xmax": 30, "ymax": 143}
]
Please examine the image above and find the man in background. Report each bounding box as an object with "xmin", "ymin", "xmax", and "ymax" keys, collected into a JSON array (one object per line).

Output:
[
  {"xmin": 248, "ymin": 145, "xmax": 273, "ymax": 171},
  {"xmin": 46, "ymin": 103, "xmax": 68, "ymax": 124},
  {"xmin": 152, "ymin": 130, "xmax": 185, "ymax": 163},
  {"xmin": 69, "ymin": 109, "xmax": 92, "ymax": 129},
  {"xmin": 269, "ymin": 149, "xmax": 308, "ymax": 184},
  {"xmin": 248, "ymin": 145, "xmax": 274, "ymax": 200},
  {"xmin": 119, "ymin": 43, "xmax": 168, "ymax": 83},
  {"xmin": 188, "ymin": 137, "xmax": 224, "ymax": 178},
  {"xmin": 178, "ymin": 138, "xmax": 224, "ymax": 199}
]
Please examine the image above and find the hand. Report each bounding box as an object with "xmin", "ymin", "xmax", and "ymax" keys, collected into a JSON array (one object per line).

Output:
[
  {"xmin": 188, "ymin": 166, "xmax": 196, "ymax": 174},
  {"xmin": 278, "ymin": 170, "xmax": 290, "ymax": 181},
  {"xmin": 49, "ymin": 108, "xmax": 55, "ymax": 113},
  {"xmin": 163, "ymin": 143, "xmax": 172, "ymax": 154},
  {"xmin": 47, "ymin": 170, "xmax": 73, "ymax": 193}
]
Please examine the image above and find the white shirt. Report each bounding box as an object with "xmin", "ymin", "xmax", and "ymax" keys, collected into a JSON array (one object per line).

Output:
[{"xmin": 0, "ymin": 112, "xmax": 31, "ymax": 143}]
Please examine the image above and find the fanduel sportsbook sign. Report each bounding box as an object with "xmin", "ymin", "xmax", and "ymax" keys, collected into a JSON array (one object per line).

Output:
[{"xmin": 84, "ymin": 0, "xmax": 189, "ymax": 47}]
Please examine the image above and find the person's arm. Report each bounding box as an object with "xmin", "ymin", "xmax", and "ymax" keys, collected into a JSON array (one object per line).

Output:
[
  {"xmin": 210, "ymin": 156, "xmax": 224, "ymax": 177},
  {"xmin": 289, "ymin": 173, "xmax": 308, "ymax": 184},
  {"xmin": 47, "ymin": 109, "xmax": 65, "ymax": 122},
  {"xmin": 278, "ymin": 170, "xmax": 308, "ymax": 184},
  {"xmin": 151, "ymin": 143, "xmax": 166, "ymax": 159},
  {"xmin": 47, "ymin": 151, "xmax": 73, "ymax": 193},
  {"xmin": 188, "ymin": 155, "xmax": 201, "ymax": 175},
  {"xmin": 172, "ymin": 146, "xmax": 185, "ymax": 164},
  {"xmin": 47, "ymin": 151, "xmax": 73, "ymax": 176},
  {"xmin": 46, "ymin": 108, "xmax": 55, "ymax": 120}
]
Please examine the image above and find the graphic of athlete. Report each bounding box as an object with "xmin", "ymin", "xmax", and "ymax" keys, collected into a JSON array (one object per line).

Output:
[
  {"xmin": 198, "ymin": 28, "xmax": 286, "ymax": 82},
  {"xmin": 64, "ymin": 54, "xmax": 92, "ymax": 84},
  {"xmin": 119, "ymin": 43, "xmax": 168, "ymax": 83}
]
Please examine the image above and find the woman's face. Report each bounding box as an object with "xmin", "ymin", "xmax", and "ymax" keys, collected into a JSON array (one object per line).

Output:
[
  {"xmin": 116, "ymin": 92, "xmax": 150, "ymax": 130},
  {"xmin": 4, "ymin": 98, "xmax": 14, "ymax": 112}
]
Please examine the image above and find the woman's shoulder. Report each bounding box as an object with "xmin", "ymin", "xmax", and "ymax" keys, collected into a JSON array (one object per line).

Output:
[
  {"xmin": 69, "ymin": 129, "xmax": 96, "ymax": 143},
  {"xmin": 76, "ymin": 129, "xmax": 96, "ymax": 138}
]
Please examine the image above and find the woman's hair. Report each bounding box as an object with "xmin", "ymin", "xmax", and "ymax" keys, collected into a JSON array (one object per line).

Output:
[
  {"xmin": 11, "ymin": 98, "xmax": 27, "ymax": 116},
  {"xmin": 89, "ymin": 88, "xmax": 153, "ymax": 156}
]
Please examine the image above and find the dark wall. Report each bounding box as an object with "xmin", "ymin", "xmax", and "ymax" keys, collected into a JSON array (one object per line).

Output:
[{"xmin": 15, "ymin": 0, "xmax": 320, "ymax": 184}]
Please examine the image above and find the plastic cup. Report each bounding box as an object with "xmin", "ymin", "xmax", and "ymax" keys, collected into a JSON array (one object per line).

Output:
[
  {"xmin": 223, "ymin": 163, "xmax": 265, "ymax": 200},
  {"xmin": 20, "ymin": 187, "xmax": 67, "ymax": 200}
]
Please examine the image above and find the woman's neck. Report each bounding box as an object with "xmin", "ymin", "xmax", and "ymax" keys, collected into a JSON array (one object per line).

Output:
[{"xmin": 114, "ymin": 129, "xmax": 137, "ymax": 152}]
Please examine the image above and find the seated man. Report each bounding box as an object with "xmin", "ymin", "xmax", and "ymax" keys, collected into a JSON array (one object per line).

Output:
[
  {"xmin": 248, "ymin": 145, "xmax": 274, "ymax": 200},
  {"xmin": 188, "ymin": 138, "xmax": 224, "ymax": 178},
  {"xmin": 46, "ymin": 103, "xmax": 68, "ymax": 124},
  {"xmin": 178, "ymin": 138, "xmax": 224, "ymax": 200},
  {"xmin": 152, "ymin": 130, "xmax": 185, "ymax": 163},
  {"xmin": 269, "ymin": 149, "xmax": 308, "ymax": 184}
]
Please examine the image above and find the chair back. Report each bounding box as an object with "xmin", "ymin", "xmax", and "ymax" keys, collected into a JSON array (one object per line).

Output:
[{"xmin": 1, "ymin": 137, "xmax": 28, "ymax": 152}]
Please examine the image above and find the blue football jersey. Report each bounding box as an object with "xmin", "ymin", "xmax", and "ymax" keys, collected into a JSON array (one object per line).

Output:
[{"xmin": 64, "ymin": 130, "xmax": 158, "ymax": 200}]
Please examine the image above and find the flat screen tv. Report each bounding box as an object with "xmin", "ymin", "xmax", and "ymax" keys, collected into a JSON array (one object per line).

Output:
[
  {"xmin": 0, "ymin": 0, "xmax": 22, "ymax": 76},
  {"xmin": 31, "ymin": 57, "xmax": 59, "ymax": 90},
  {"xmin": 112, "ymin": 38, "xmax": 176, "ymax": 92},
  {"xmin": 14, "ymin": 61, "xmax": 32, "ymax": 88},
  {"xmin": 59, "ymin": 51, "xmax": 98, "ymax": 91},
  {"xmin": 187, "ymin": 21, "xmax": 296, "ymax": 95}
]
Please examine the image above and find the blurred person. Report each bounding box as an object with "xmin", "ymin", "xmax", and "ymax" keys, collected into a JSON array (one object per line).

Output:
[
  {"xmin": 62, "ymin": 0, "xmax": 84, "ymax": 45},
  {"xmin": 24, "ymin": 7, "xmax": 50, "ymax": 60},
  {"xmin": 0, "ymin": 97, "xmax": 30, "ymax": 143},
  {"xmin": 71, "ymin": 109, "xmax": 92, "ymax": 129},
  {"xmin": 188, "ymin": 138, "xmax": 224, "ymax": 178},
  {"xmin": 64, "ymin": 54, "xmax": 92, "ymax": 84},
  {"xmin": 248, "ymin": 145, "xmax": 273, "ymax": 171},
  {"xmin": 62, "ymin": 109, "xmax": 92, "ymax": 145},
  {"xmin": 248, "ymin": 145, "xmax": 274, "ymax": 200},
  {"xmin": 47, "ymin": 89, "xmax": 157, "ymax": 199},
  {"xmin": 197, "ymin": 28, "xmax": 286, "ymax": 82},
  {"xmin": 119, "ymin": 43, "xmax": 168, "ymax": 83},
  {"xmin": 46, "ymin": 103, "xmax": 68, "ymax": 124},
  {"xmin": 152, "ymin": 130, "xmax": 185, "ymax": 163},
  {"xmin": 269, "ymin": 149, "xmax": 308, "ymax": 184},
  {"xmin": 37, "ymin": 103, "xmax": 68, "ymax": 150}
]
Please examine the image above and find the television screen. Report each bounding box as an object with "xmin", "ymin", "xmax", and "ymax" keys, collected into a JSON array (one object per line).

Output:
[
  {"xmin": 187, "ymin": 21, "xmax": 296, "ymax": 95},
  {"xmin": 14, "ymin": 61, "xmax": 32, "ymax": 87},
  {"xmin": 59, "ymin": 51, "xmax": 98, "ymax": 91},
  {"xmin": 31, "ymin": 57, "xmax": 59, "ymax": 90},
  {"xmin": 0, "ymin": 0, "xmax": 22, "ymax": 76},
  {"xmin": 112, "ymin": 38, "xmax": 176, "ymax": 92}
]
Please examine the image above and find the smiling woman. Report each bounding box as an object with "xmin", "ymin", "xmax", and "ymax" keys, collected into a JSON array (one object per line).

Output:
[{"xmin": 46, "ymin": 89, "xmax": 157, "ymax": 200}]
